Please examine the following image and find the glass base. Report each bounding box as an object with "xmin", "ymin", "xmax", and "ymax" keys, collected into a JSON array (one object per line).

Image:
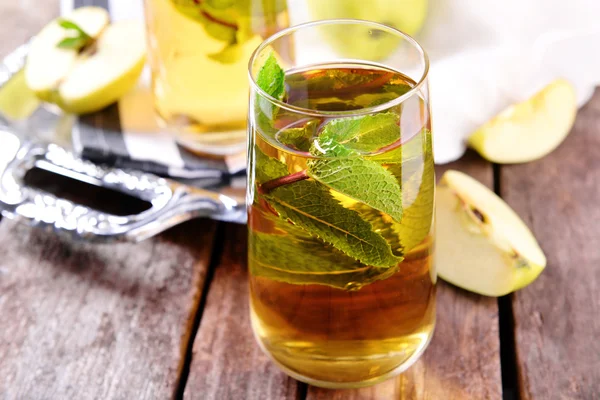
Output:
[
  {"xmin": 251, "ymin": 315, "xmax": 435, "ymax": 389},
  {"xmin": 175, "ymin": 129, "xmax": 247, "ymax": 156},
  {"xmin": 156, "ymin": 114, "xmax": 247, "ymax": 156}
]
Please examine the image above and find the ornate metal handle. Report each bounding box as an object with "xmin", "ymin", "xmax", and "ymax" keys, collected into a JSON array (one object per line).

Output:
[{"xmin": 0, "ymin": 140, "xmax": 246, "ymax": 242}]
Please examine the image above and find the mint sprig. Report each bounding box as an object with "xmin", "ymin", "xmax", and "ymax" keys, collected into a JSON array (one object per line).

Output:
[
  {"xmin": 170, "ymin": 0, "xmax": 287, "ymax": 63},
  {"xmin": 251, "ymin": 54, "xmax": 419, "ymax": 288},
  {"xmin": 255, "ymin": 148, "xmax": 403, "ymax": 268},
  {"xmin": 250, "ymin": 232, "xmax": 397, "ymax": 290},
  {"xmin": 307, "ymin": 113, "xmax": 404, "ymax": 222},
  {"xmin": 315, "ymin": 113, "xmax": 400, "ymax": 154},
  {"xmin": 56, "ymin": 19, "xmax": 93, "ymax": 51}
]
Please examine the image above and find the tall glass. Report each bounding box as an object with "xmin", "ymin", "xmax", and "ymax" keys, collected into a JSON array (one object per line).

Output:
[
  {"xmin": 247, "ymin": 20, "xmax": 435, "ymax": 388},
  {"xmin": 144, "ymin": 0, "xmax": 288, "ymax": 155}
]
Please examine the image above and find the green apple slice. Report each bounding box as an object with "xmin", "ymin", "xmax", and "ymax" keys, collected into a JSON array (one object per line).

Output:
[
  {"xmin": 57, "ymin": 20, "xmax": 146, "ymax": 114},
  {"xmin": 436, "ymin": 170, "xmax": 546, "ymax": 297},
  {"xmin": 25, "ymin": 7, "xmax": 110, "ymax": 102},
  {"xmin": 468, "ymin": 79, "xmax": 577, "ymax": 163}
]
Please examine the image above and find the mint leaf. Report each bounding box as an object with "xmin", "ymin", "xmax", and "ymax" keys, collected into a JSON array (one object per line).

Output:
[
  {"xmin": 368, "ymin": 128, "xmax": 432, "ymax": 166},
  {"xmin": 254, "ymin": 51, "xmax": 285, "ymax": 134},
  {"xmin": 308, "ymin": 151, "xmax": 404, "ymax": 222},
  {"xmin": 391, "ymin": 133, "xmax": 435, "ymax": 252},
  {"xmin": 57, "ymin": 36, "xmax": 90, "ymax": 50},
  {"xmin": 56, "ymin": 19, "xmax": 92, "ymax": 51},
  {"xmin": 57, "ymin": 19, "xmax": 90, "ymax": 37},
  {"xmin": 383, "ymin": 82, "xmax": 412, "ymax": 97},
  {"xmin": 285, "ymin": 68, "xmax": 392, "ymax": 96},
  {"xmin": 256, "ymin": 52, "xmax": 285, "ymax": 100},
  {"xmin": 249, "ymin": 232, "xmax": 397, "ymax": 289},
  {"xmin": 348, "ymin": 131, "xmax": 435, "ymax": 255},
  {"xmin": 308, "ymin": 115, "xmax": 404, "ymax": 223},
  {"xmin": 306, "ymin": 114, "xmax": 404, "ymax": 222},
  {"xmin": 316, "ymin": 113, "xmax": 400, "ymax": 153},
  {"xmin": 349, "ymin": 203, "xmax": 404, "ymax": 257},
  {"xmin": 392, "ymin": 163, "xmax": 434, "ymax": 252},
  {"xmin": 170, "ymin": 0, "xmax": 261, "ymax": 63},
  {"xmin": 254, "ymin": 146, "xmax": 289, "ymax": 184},
  {"xmin": 255, "ymin": 148, "xmax": 402, "ymax": 267},
  {"xmin": 265, "ymin": 179, "xmax": 402, "ymax": 267},
  {"xmin": 276, "ymin": 120, "xmax": 318, "ymax": 152}
]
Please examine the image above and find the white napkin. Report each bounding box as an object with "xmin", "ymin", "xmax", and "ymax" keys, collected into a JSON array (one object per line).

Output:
[{"xmin": 419, "ymin": 0, "xmax": 600, "ymax": 163}]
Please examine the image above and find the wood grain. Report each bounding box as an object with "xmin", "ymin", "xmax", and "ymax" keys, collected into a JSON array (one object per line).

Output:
[
  {"xmin": 184, "ymin": 223, "xmax": 300, "ymax": 400},
  {"xmin": 0, "ymin": 219, "xmax": 217, "ymax": 399},
  {"xmin": 501, "ymin": 90, "xmax": 600, "ymax": 399},
  {"xmin": 307, "ymin": 151, "xmax": 503, "ymax": 400}
]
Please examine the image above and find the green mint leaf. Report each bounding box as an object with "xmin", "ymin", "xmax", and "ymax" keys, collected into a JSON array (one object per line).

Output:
[
  {"xmin": 306, "ymin": 114, "xmax": 404, "ymax": 222},
  {"xmin": 57, "ymin": 19, "xmax": 90, "ymax": 38},
  {"xmin": 255, "ymin": 148, "xmax": 402, "ymax": 267},
  {"xmin": 264, "ymin": 179, "xmax": 403, "ymax": 267},
  {"xmin": 285, "ymin": 68, "xmax": 390, "ymax": 96},
  {"xmin": 57, "ymin": 36, "xmax": 90, "ymax": 50},
  {"xmin": 56, "ymin": 18, "xmax": 93, "ymax": 50},
  {"xmin": 348, "ymin": 132, "xmax": 434, "ymax": 255},
  {"xmin": 256, "ymin": 52, "xmax": 285, "ymax": 100},
  {"xmin": 391, "ymin": 132, "xmax": 435, "ymax": 252},
  {"xmin": 348, "ymin": 203, "xmax": 404, "ymax": 257},
  {"xmin": 383, "ymin": 82, "xmax": 412, "ymax": 97},
  {"xmin": 249, "ymin": 232, "xmax": 397, "ymax": 289},
  {"xmin": 254, "ymin": 146, "xmax": 289, "ymax": 183},
  {"xmin": 276, "ymin": 120, "xmax": 318, "ymax": 152},
  {"xmin": 317, "ymin": 112, "xmax": 400, "ymax": 153},
  {"xmin": 307, "ymin": 114, "xmax": 404, "ymax": 223},
  {"xmin": 255, "ymin": 52, "xmax": 285, "ymax": 123},
  {"xmin": 368, "ymin": 128, "xmax": 431, "ymax": 165},
  {"xmin": 170, "ymin": 1, "xmax": 246, "ymax": 61},
  {"xmin": 308, "ymin": 150, "xmax": 404, "ymax": 222}
]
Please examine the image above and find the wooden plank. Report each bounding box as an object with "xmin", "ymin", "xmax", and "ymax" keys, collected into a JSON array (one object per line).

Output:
[
  {"xmin": 0, "ymin": 219, "xmax": 217, "ymax": 399},
  {"xmin": 307, "ymin": 151, "xmax": 503, "ymax": 399},
  {"xmin": 184, "ymin": 223, "xmax": 300, "ymax": 400},
  {"xmin": 501, "ymin": 90, "xmax": 600, "ymax": 399}
]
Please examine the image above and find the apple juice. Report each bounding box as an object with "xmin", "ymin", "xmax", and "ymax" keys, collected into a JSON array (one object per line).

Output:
[
  {"xmin": 248, "ymin": 63, "xmax": 436, "ymax": 387},
  {"xmin": 144, "ymin": 0, "xmax": 288, "ymax": 153}
]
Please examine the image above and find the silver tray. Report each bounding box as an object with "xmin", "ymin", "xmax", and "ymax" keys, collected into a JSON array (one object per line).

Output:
[{"xmin": 0, "ymin": 42, "xmax": 247, "ymax": 243}]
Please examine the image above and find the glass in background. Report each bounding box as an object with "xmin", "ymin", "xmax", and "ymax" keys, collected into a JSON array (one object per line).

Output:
[{"xmin": 144, "ymin": 0, "xmax": 288, "ymax": 156}]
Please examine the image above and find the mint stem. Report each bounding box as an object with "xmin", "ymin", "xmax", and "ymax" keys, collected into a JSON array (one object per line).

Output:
[{"xmin": 259, "ymin": 170, "xmax": 308, "ymax": 194}]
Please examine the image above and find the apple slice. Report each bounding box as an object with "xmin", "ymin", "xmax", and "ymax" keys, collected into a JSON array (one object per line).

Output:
[
  {"xmin": 57, "ymin": 21, "xmax": 146, "ymax": 114},
  {"xmin": 25, "ymin": 7, "xmax": 110, "ymax": 102},
  {"xmin": 468, "ymin": 79, "xmax": 577, "ymax": 163},
  {"xmin": 436, "ymin": 170, "xmax": 546, "ymax": 297}
]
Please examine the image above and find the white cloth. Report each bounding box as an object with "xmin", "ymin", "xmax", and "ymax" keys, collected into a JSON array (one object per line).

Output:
[{"xmin": 420, "ymin": 0, "xmax": 600, "ymax": 163}]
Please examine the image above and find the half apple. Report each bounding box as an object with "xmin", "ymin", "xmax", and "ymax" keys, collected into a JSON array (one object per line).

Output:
[
  {"xmin": 25, "ymin": 7, "xmax": 146, "ymax": 114},
  {"xmin": 436, "ymin": 170, "xmax": 546, "ymax": 297}
]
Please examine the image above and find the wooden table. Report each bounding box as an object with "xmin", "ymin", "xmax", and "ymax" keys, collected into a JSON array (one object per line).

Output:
[{"xmin": 1, "ymin": 4, "xmax": 599, "ymax": 399}]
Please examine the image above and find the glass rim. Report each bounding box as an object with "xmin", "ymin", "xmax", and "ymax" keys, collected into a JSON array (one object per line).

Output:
[{"xmin": 248, "ymin": 18, "xmax": 430, "ymax": 118}]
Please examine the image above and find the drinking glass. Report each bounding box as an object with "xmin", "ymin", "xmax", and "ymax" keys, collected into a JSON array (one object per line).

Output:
[
  {"xmin": 144, "ymin": 0, "xmax": 288, "ymax": 155},
  {"xmin": 247, "ymin": 20, "xmax": 435, "ymax": 388}
]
